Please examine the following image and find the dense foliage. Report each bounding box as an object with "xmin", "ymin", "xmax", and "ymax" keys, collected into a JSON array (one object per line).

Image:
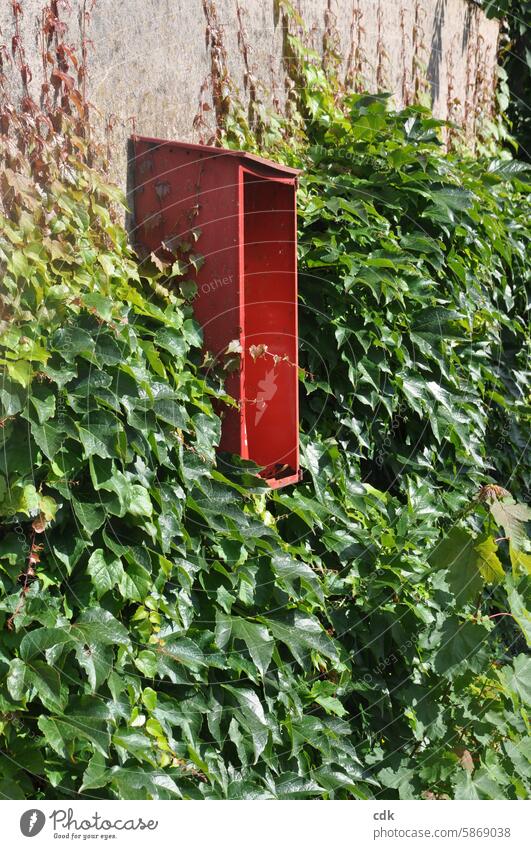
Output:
[
  {"xmin": 0, "ymin": 5, "xmax": 530, "ymax": 801},
  {"xmin": 483, "ymin": 0, "xmax": 531, "ymax": 159}
]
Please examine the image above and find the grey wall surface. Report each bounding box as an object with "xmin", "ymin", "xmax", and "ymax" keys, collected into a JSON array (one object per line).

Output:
[{"xmin": 0, "ymin": 1, "xmax": 499, "ymax": 187}]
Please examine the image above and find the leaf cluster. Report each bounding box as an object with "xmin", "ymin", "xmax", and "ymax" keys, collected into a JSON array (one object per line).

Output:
[{"xmin": 0, "ymin": 7, "xmax": 530, "ymax": 801}]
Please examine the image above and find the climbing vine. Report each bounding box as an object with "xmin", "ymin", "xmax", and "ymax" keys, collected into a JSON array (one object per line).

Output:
[
  {"xmin": 482, "ymin": 0, "xmax": 531, "ymax": 159},
  {"xmin": 0, "ymin": 0, "xmax": 529, "ymax": 801}
]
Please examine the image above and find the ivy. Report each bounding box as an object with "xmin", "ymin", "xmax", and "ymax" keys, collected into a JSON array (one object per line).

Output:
[
  {"xmin": 0, "ymin": 4, "xmax": 530, "ymax": 802},
  {"xmin": 481, "ymin": 1, "xmax": 531, "ymax": 159}
]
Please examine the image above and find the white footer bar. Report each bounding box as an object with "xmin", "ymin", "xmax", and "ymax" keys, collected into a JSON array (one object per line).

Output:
[{"xmin": 3, "ymin": 799, "xmax": 529, "ymax": 848}]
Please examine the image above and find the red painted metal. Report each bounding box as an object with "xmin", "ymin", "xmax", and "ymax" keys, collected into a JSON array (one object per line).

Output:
[{"xmin": 131, "ymin": 136, "xmax": 301, "ymax": 488}]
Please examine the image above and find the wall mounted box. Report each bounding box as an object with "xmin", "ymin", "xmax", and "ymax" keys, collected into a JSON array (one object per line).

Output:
[{"xmin": 131, "ymin": 136, "xmax": 301, "ymax": 488}]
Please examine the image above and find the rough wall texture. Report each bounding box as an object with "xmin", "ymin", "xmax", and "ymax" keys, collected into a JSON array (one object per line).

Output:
[{"xmin": 0, "ymin": 0, "xmax": 499, "ymax": 187}]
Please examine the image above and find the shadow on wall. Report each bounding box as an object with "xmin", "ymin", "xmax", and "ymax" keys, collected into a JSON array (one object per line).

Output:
[
  {"xmin": 427, "ymin": 0, "xmax": 447, "ymax": 106},
  {"xmin": 462, "ymin": 0, "xmax": 474, "ymax": 50}
]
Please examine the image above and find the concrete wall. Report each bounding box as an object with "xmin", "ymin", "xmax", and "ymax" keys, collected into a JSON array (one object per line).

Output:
[{"xmin": 0, "ymin": 1, "xmax": 499, "ymax": 187}]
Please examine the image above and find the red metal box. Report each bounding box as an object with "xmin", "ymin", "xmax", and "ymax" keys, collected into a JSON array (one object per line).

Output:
[{"xmin": 130, "ymin": 137, "xmax": 301, "ymax": 488}]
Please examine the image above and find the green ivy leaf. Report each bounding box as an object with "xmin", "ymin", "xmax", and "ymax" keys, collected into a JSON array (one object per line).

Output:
[
  {"xmin": 6, "ymin": 360, "xmax": 33, "ymax": 388},
  {"xmin": 28, "ymin": 661, "xmax": 68, "ymax": 712},
  {"xmin": 490, "ymin": 498, "xmax": 531, "ymax": 553},
  {"xmin": 428, "ymin": 528, "xmax": 484, "ymax": 605},
  {"xmin": 498, "ymin": 655, "xmax": 531, "ymax": 707},
  {"xmin": 223, "ymin": 615, "xmax": 274, "ymax": 677},
  {"xmin": 75, "ymin": 642, "xmax": 113, "ymax": 691},
  {"xmin": 119, "ymin": 561, "xmax": 151, "ymax": 601},
  {"xmin": 87, "ymin": 549, "xmax": 124, "ymax": 597},
  {"xmin": 6, "ymin": 658, "xmax": 26, "ymax": 701},
  {"xmin": 260, "ymin": 611, "xmax": 338, "ymax": 665},
  {"xmin": 506, "ymin": 577, "xmax": 531, "ymax": 646},
  {"xmin": 432, "ymin": 618, "xmax": 490, "ymax": 679},
  {"xmin": 475, "ymin": 534, "xmax": 505, "ymax": 583},
  {"xmin": 38, "ymin": 715, "xmax": 110, "ymax": 758},
  {"xmin": 73, "ymin": 608, "xmax": 130, "ymax": 647}
]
